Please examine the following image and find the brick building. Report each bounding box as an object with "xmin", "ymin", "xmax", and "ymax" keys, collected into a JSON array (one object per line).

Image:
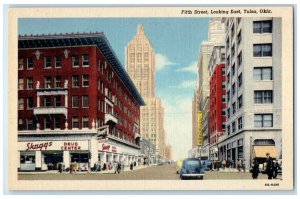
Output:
[
  {"xmin": 208, "ymin": 45, "xmax": 226, "ymax": 160},
  {"xmin": 17, "ymin": 32, "xmax": 145, "ymax": 171}
]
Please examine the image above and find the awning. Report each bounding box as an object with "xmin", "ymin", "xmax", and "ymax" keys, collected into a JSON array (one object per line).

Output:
[{"xmin": 253, "ymin": 146, "xmax": 278, "ymax": 158}]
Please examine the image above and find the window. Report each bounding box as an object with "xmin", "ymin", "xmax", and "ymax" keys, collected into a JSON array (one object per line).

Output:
[
  {"xmin": 238, "ymin": 73, "xmax": 242, "ymax": 87},
  {"xmin": 253, "ymin": 44, "xmax": 272, "ymax": 57},
  {"xmin": 27, "ymin": 119, "xmax": 34, "ymax": 130},
  {"xmin": 44, "ymin": 96, "xmax": 51, "ymax": 107},
  {"xmin": 82, "ymin": 55, "xmax": 89, "ymax": 66},
  {"xmin": 44, "ymin": 57, "xmax": 52, "ymax": 69},
  {"xmin": 44, "ymin": 117, "xmax": 51, "ymax": 129},
  {"xmin": 54, "ymin": 76, "xmax": 61, "ymax": 88},
  {"xmin": 232, "ymin": 102, "xmax": 236, "ymax": 114},
  {"xmin": 27, "ymin": 58, "xmax": 34, "ymax": 69},
  {"xmin": 231, "ymin": 63, "xmax": 235, "ymax": 76},
  {"xmin": 72, "ymin": 75, "xmax": 79, "ymax": 87},
  {"xmin": 237, "ymin": 52, "xmax": 242, "ymax": 67},
  {"xmin": 82, "ymin": 95, "xmax": 89, "ymax": 108},
  {"xmin": 27, "ymin": 97, "xmax": 33, "ymax": 109},
  {"xmin": 82, "ymin": 75, "xmax": 89, "ymax": 87},
  {"xmin": 238, "ymin": 95, "xmax": 243, "ymax": 108},
  {"xmin": 18, "ymin": 59, "xmax": 24, "ymax": 70},
  {"xmin": 18, "ymin": 78, "xmax": 24, "ymax": 90},
  {"xmin": 82, "ymin": 117, "xmax": 89, "ymax": 128},
  {"xmin": 55, "ymin": 96, "xmax": 61, "ymax": 107},
  {"xmin": 72, "ymin": 56, "xmax": 79, "ymax": 67},
  {"xmin": 227, "ymin": 73, "xmax": 230, "ymax": 84},
  {"xmin": 18, "ymin": 98, "xmax": 24, "ymax": 110},
  {"xmin": 238, "ymin": 117, "xmax": 243, "ymax": 130},
  {"xmin": 227, "ymin": 108, "xmax": 231, "ymax": 118},
  {"xmin": 232, "ymin": 83, "xmax": 236, "ymax": 96},
  {"xmin": 237, "ymin": 30, "xmax": 242, "ymax": 45},
  {"xmin": 253, "ymin": 67, "xmax": 272, "ymax": 80},
  {"xmin": 226, "ymin": 56, "xmax": 230, "ymax": 67},
  {"xmin": 26, "ymin": 77, "xmax": 33, "ymax": 90},
  {"xmin": 254, "ymin": 91, "xmax": 273, "ymax": 104},
  {"xmin": 44, "ymin": 76, "xmax": 51, "ymax": 88},
  {"xmin": 54, "ymin": 117, "xmax": 61, "ymax": 129},
  {"xmin": 231, "ymin": 44, "xmax": 235, "ymax": 57},
  {"xmin": 227, "ymin": 125, "xmax": 231, "ymax": 135},
  {"xmin": 72, "ymin": 96, "xmax": 79, "ymax": 108},
  {"xmin": 72, "ymin": 117, "xmax": 79, "ymax": 128},
  {"xmin": 227, "ymin": 90, "xmax": 230, "ymax": 102},
  {"xmin": 55, "ymin": 56, "xmax": 61, "ymax": 68},
  {"xmin": 18, "ymin": 118, "xmax": 24, "ymax": 130},
  {"xmin": 231, "ymin": 24, "xmax": 235, "ymax": 38},
  {"xmin": 254, "ymin": 114, "xmax": 273, "ymax": 127},
  {"xmin": 232, "ymin": 122, "xmax": 236, "ymax": 133},
  {"xmin": 253, "ymin": 20, "xmax": 272, "ymax": 33}
]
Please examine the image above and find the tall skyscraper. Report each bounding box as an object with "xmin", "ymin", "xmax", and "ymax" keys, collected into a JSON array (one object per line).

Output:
[{"xmin": 126, "ymin": 25, "xmax": 167, "ymax": 160}]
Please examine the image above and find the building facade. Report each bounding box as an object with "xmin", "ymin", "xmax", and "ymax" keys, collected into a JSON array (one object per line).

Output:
[
  {"xmin": 126, "ymin": 25, "xmax": 167, "ymax": 160},
  {"xmin": 18, "ymin": 32, "xmax": 145, "ymax": 171},
  {"xmin": 208, "ymin": 45, "xmax": 227, "ymax": 160},
  {"xmin": 218, "ymin": 17, "xmax": 282, "ymax": 170},
  {"xmin": 197, "ymin": 18, "xmax": 225, "ymax": 160},
  {"xmin": 192, "ymin": 88, "xmax": 200, "ymax": 148}
]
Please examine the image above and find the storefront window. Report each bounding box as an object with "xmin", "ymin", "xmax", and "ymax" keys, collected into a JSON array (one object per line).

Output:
[{"xmin": 20, "ymin": 153, "xmax": 35, "ymax": 164}]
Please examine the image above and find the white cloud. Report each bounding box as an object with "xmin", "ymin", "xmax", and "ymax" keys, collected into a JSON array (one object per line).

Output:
[
  {"xmin": 176, "ymin": 61, "xmax": 198, "ymax": 74},
  {"xmin": 155, "ymin": 53, "xmax": 175, "ymax": 71},
  {"xmin": 178, "ymin": 80, "xmax": 197, "ymax": 89}
]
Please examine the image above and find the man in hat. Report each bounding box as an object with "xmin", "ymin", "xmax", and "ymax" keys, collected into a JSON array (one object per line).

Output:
[{"xmin": 265, "ymin": 152, "xmax": 274, "ymax": 179}]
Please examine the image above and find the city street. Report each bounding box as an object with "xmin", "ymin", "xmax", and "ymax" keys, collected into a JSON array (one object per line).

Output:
[{"xmin": 19, "ymin": 164, "xmax": 282, "ymax": 180}]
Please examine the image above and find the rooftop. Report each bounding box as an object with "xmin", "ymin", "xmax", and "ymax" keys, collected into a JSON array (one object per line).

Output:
[{"xmin": 18, "ymin": 32, "xmax": 145, "ymax": 106}]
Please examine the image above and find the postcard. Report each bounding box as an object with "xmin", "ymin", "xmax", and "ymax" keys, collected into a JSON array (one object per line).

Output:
[{"xmin": 7, "ymin": 6, "xmax": 294, "ymax": 190}]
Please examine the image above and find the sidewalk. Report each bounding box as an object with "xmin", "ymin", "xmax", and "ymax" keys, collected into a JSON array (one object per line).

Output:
[
  {"xmin": 19, "ymin": 164, "xmax": 153, "ymax": 175},
  {"xmin": 211, "ymin": 168, "xmax": 249, "ymax": 173}
]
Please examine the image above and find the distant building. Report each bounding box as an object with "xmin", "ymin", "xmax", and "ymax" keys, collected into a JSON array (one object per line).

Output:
[
  {"xmin": 140, "ymin": 138, "xmax": 156, "ymax": 165},
  {"xmin": 126, "ymin": 25, "xmax": 167, "ymax": 160},
  {"xmin": 208, "ymin": 45, "xmax": 226, "ymax": 160},
  {"xmin": 18, "ymin": 32, "xmax": 145, "ymax": 171},
  {"xmin": 192, "ymin": 88, "xmax": 200, "ymax": 148},
  {"xmin": 197, "ymin": 18, "xmax": 225, "ymax": 160}
]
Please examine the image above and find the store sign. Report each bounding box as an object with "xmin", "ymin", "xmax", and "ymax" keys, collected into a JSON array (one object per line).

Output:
[
  {"xmin": 198, "ymin": 111, "xmax": 203, "ymax": 146},
  {"xmin": 26, "ymin": 142, "xmax": 53, "ymax": 151},
  {"xmin": 100, "ymin": 144, "xmax": 118, "ymax": 153},
  {"xmin": 19, "ymin": 141, "xmax": 88, "ymax": 151},
  {"xmin": 61, "ymin": 142, "xmax": 81, "ymax": 150}
]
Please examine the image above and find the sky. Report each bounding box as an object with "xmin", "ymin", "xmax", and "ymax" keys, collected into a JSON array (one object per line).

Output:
[{"xmin": 19, "ymin": 18, "xmax": 210, "ymax": 160}]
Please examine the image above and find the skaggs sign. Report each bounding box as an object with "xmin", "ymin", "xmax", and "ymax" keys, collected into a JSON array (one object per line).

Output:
[{"xmin": 26, "ymin": 142, "xmax": 53, "ymax": 151}]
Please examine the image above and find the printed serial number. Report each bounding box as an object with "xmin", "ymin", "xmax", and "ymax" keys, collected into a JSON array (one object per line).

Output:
[{"xmin": 265, "ymin": 183, "xmax": 280, "ymax": 186}]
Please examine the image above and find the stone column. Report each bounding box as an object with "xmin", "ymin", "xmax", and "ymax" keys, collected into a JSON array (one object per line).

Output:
[
  {"xmin": 35, "ymin": 151, "xmax": 42, "ymax": 171},
  {"xmin": 37, "ymin": 95, "xmax": 40, "ymax": 107},
  {"xmin": 65, "ymin": 94, "xmax": 68, "ymax": 107},
  {"xmin": 90, "ymin": 139, "xmax": 98, "ymax": 166},
  {"xmin": 63, "ymin": 151, "xmax": 70, "ymax": 168}
]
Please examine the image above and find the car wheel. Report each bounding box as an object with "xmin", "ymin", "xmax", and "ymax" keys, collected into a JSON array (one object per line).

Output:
[
  {"xmin": 180, "ymin": 175, "xmax": 184, "ymax": 180},
  {"xmin": 199, "ymin": 176, "xmax": 204, "ymax": 180}
]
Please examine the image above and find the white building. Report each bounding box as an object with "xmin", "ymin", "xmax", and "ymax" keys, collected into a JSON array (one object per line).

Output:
[{"xmin": 217, "ymin": 17, "xmax": 282, "ymax": 170}]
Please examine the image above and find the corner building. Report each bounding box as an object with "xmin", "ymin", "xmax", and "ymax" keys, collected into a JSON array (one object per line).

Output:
[
  {"xmin": 18, "ymin": 32, "xmax": 145, "ymax": 171},
  {"xmin": 218, "ymin": 17, "xmax": 282, "ymax": 170}
]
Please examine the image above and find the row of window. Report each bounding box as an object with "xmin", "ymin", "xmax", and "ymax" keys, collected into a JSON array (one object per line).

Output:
[{"xmin": 18, "ymin": 55, "xmax": 89, "ymax": 70}]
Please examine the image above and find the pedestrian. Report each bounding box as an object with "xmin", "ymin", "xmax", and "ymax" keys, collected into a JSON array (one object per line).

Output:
[
  {"xmin": 242, "ymin": 159, "xmax": 246, "ymax": 172},
  {"xmin": 251, "ymin": 160, "xmax": 260, "ymax": 179},
  {"xmin": 130, "ymin": 163, "xmax": 133, "ymax": 170},
  {"xmin": 222, "ymin": 159, "xmax": 226, "ymax": 170},
  {"xmin": 74, "ymin": 161, "xmax": 78, "ymax": 174},
  {"xmin": 273, "ymin": 160, "xmax": 279, "ymax": 179},
  {"xmin": 237, "ymin": 159, "xmax": 242, "ymax": 172},
  {"xmin": 265, "ymin": 152, "xmax": 274, "ymax": 179},
  {"xmin": 70, "ymin": 163, "xmax": 74, "ymax": 174},
  {"xmin": 117, "ymin": 162, "xmax": 121, "ymax": 173},
  {"xmin": 93, "ymin": 162, "xmax": 97, "ymax": 172}
]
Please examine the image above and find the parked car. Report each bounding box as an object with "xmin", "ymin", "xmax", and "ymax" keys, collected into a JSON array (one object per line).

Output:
[
  {"xmin": 201, "ymin": 160, "xmax": 212, "ymax": 171},
  {"xmin": 176, "ymin": 159, "xmax": 183, "ymax": 174},
  {"xmin": 180, "ymin": 158, "xmax": 204, "ymax": 180}
]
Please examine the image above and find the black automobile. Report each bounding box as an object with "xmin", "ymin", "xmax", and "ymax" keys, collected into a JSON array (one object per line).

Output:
[{"xmin": 180, "ymin": 158, "xmax": 205, "ymax": 180}]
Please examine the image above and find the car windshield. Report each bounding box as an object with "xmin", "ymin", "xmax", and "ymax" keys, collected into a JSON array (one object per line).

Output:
[{"xmin": 186, "ymin": 160, "xmax": 201, "ymax": 168}]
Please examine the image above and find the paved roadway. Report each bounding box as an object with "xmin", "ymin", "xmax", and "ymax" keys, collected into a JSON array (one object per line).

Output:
[{"xmin": 18, "ymin": 164, "xmax": 282, "ymax": 180}]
